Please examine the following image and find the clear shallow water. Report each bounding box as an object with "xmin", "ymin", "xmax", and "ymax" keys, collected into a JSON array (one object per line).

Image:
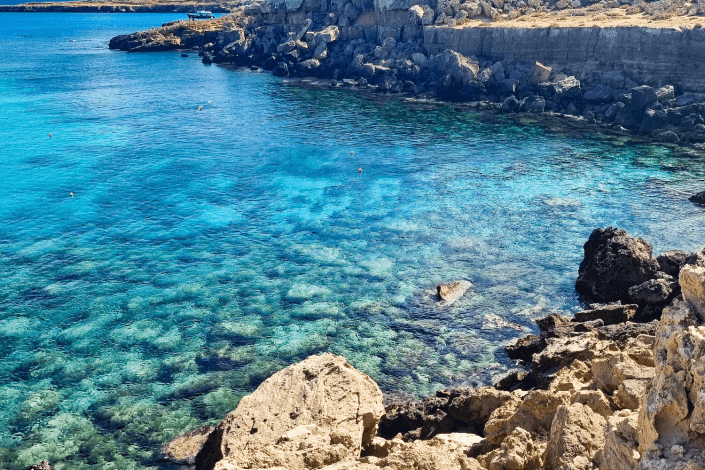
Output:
[{"xmin": 2, "ymin": 12, "xmax": 705, "ymax": 469}]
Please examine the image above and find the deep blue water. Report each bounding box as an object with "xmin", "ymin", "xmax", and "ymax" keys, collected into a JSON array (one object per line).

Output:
[{"xmin": 2, "ymin": 12, "xmax": 705, "ymax": 469}]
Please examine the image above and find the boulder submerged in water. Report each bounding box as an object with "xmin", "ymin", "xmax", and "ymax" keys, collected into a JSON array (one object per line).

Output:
[
  {"xmin": 689, "ymin": 190, "xmax": 705, "ymax": 206},
  {"xmin": 437, "ymin": 280, "xmax": 472, "ymax": 306}
]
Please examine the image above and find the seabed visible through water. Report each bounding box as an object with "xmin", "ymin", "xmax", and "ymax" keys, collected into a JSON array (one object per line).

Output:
[{"xmin": 1, "ymin": 12, "xmax": 705, "ymax": 469}]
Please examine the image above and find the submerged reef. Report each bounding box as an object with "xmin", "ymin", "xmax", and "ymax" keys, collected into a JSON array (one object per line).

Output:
[
  {"xmin": 109, "ymin": 0, "xmax": 705, "ymax": 146},
  {"xmin": 30, "ymin": 227, "xmax": 705, "ymax": 469}
]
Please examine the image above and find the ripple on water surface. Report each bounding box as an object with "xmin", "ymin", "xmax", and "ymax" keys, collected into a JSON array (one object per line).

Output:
[{"xmin": 2, "ymin": 12, "xmax": 705, "ymax": 470}]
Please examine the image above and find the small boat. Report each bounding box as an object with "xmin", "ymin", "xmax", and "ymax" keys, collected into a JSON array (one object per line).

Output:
[{"xmin": 187, "ymin": 10, "xmax": 215, "ymax": 19}]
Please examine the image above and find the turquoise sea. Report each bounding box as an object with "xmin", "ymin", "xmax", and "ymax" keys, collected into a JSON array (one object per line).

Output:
[{"xmin": 2, "ymin": 12, "xmax": 705, "ymax": 469}]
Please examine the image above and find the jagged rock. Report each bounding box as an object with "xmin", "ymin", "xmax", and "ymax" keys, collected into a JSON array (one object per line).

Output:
[
  {"xmin": 317, "ymin": 25, "xmax": 339, "ymax": 43},
  {"xmin": 484, "ymin": 390, "xmax": 567, "ymax": 444},
  {"xmin": 601, "ymin": 410, "xmax": 640, "ymax": 470},
  {"xmin": 637, "ymin": 296, "xmax": 705, "ymax": 469},
  {"xmin": 681, "ymin": 265, "xmax": 705, "ymax": 321},
  {"xmin": 548, "ymin": 360, "xmax": 593, "ymax": 396},
  {"xmin": 524, "ymin": 95, "xmax": 545, "ymax": 113},
  {"xmin": 583, "ymin": 84, "xmax": 614, "ymax": 103},
  {"xmin": 655, "ymin": 85, "xmax": 674, "ymax": 101},
  {"xmin": 532, "ymin": 331, "xmax": 600, "ymax": 388},
  {"xmin": 313, "ymin": 42, "xmax": 328, "ymax": 60},
  {"xmin": 361, "ymin": 434, "xmax": 485, "ymax": 470},
  {"xmin": 161, "ymin": 425, "xmax": 214, "ymax": 465},
  {"xmin": 493, "ymin": 370, "xmax": 536, "ymax": 392},
  {"xmin": 573, "ymin": 302, "xmax": 637, "ymax": 325},
  {"xmin": 429, "ymin": 49, "xmax": 479, "ymax": 86},
  {"xmin": 571, "ymin": 389, "xmax": 613, "ymax": 418},
  {"xmin": 273, "ymin": 62, "xmax": 289, "ymax": 77},
  {"xmin": 552, "ymin": 76, "xmax": 582, "ymax": 101},
  {"xmin": 378, "ymin": 388, "xmax": 469, "ymax": 440},
  {"xmin": 628, "ymin": 279, "xmax": 672, "ymax": 305},
  {"xmin": 478, "ymin": 427, "xmax": 546, "ymax": 470},
  {"xmin": 657, "ymin": 250, "xmax": 687, "ymax": 277},
  {"xmin": 529, "ymin": 61, "xmax": 552, "ymax": 84},
  {"xmin": 447, "ymin": 387, "xmax": 515, "ymax": 432},
  {"xmin": 501, "ymin": 94, "xmax": 520, "ymax": 112},
  {"xmin": 505, "ymin": 335, "xmax": 542, "ymax": 359},
  {"xmin": 576, "ymin": 227, "xmax": 660, "ymax": 303},
  {"xmin": 195, "ymin": 353, "xmax": 384, "ymax": 470},
  {"xmin": 298, "ymin": 58, "xmax": 321, "ymax": 72},
  {"xmin": 546, "ymin": 403, "xmax": 606, "ymax": 470},
  {"xmin": 437, "ymin": 280, "xmax": 472, "ymax": 305},
  {"xmin": 596, "ymin": 321, "xmax": 658, "ymax": 346}
]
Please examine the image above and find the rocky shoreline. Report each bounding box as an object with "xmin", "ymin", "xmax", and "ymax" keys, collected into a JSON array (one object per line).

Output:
[
  {"xmin": 28, "ymin": 227, "xmax": 705, "ymax": 470},
  {"xmin": 155, "ymin": 228, "xmax": 705, "ymax": 470},
  {"xmin": 0, "ymin": 1, "xmax": 242, "ymax": 13},
  {"xmin": 105, "ymin": 0, "xmax": 705, "ymax": 147}
]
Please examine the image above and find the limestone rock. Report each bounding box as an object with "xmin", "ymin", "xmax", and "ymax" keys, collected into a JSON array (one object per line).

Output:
[
  {"xmin": 195, "ymin": 353, "xmax": 384, "ymax": 470},
  {"xmin": 532, "ymin": 332, "xmax": 599, "ymax": 388},
  {"xmin": 529, "ymin": 61, "xmax": 552, "ymax": 84},
  {"xmin": 680, "ymin": 265, "xmax": 705, "ymax": 321},
  {"xmin": 437, "ymin": 280, "xmax": 472, "ymax": 306},
  {"xmin": 576, "ymin": 227, "xmax": 660, "ymax": 303},
  {"xmin": 602, "ymin": 410, "xmax": 640, "ymax": 470},
  {"xmin": 359, "ymin": 435, "xmax": 484, "ymax": 470},
  {"xmin": 637, "ymin": 296, "xmax": 705, "ymax": 469},
  {"xmin": 573, "ymin": 302, "xmax": 637, "ymax": 325},
  {"xmin": 546, "ymin": 403, "xmax": 606, "ymax": 470},
  {"xmin": 447, "ymin": 387, "xmax": 515, "ymax": 431},
  {"xmin": 162, "ymin": 425, "xmax": 214, "ymax": 465},
  {"xmin": 428, "ymin": 49, "xmax": 479, "ymax": 85},
  {"xmin": 571, "ymin": 389, "xmax": 613, "ymax": 418},
  {"xmin": 479, "ymin": 427, "xmax": 546, "ymax": 470},
  {"xmin": 484, "ymin": 390, "xmax": 568, "ymax": 445}
]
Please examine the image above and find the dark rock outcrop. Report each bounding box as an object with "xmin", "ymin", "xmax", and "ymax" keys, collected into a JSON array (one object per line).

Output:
[
  {"xmin": 572, "ymin": 302, "xmax": 637, "ymax": 325},
  {"xmin": 575, "ymin": 227, "xmax": 659, "ymax": 303}
]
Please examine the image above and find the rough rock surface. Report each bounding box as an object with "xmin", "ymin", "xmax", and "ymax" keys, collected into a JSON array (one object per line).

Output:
[
  {"xmin": 478, "ymin": 427, "xmax": 545, "ymax": 470},
  {"xmin": 545, "ymin": 403, "xmax": 606, "ymax": 470},
  {"xmin": 573, "ymin": 302, "xmax": 637, "ymax": 325},
  {"xmin": 576, "ymin": 227, "xmax": 660, "ymax": 303},
  {"xmin": 637, "ymin": 297, "xmax": 705, "ymax": 469},
  {"xmin": 161, "ymin": 425, "xmax": 214, "ymax": 465},
  {"xmin": 602, "ymin": 410, "xmax": 640, "ymax": 470},
  {"xmin": 196, "ymin": 353, "xmax": 385, "ymax": 470},
  {"xmin": 437, "ymin": 280, "xmax": 472, "ymax": 306}
]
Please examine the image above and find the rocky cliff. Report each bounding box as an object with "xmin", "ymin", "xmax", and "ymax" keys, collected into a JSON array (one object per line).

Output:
[{"xmin": 106, "ymin": 0, "xmax": 705, "ymax": 146}]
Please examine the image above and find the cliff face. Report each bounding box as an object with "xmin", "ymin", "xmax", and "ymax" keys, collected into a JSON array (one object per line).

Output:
[{"xmin": 424, "ymin": 25, "xmax": 705, "ymax": 93}]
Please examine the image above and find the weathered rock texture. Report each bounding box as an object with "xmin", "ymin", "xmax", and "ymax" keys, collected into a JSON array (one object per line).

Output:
[{"xmin": 196, "ymin": 353, "xmax": 385, "ymax": 470}]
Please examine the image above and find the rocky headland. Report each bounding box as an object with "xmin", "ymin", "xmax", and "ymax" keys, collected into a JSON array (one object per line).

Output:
[
  {"xmin": 30, "ymin": 227, "xmax": 705, "ymax": 470},
  {"xmin": 103, "ymin": 0, "xmax": 705, "ymax": 146}
]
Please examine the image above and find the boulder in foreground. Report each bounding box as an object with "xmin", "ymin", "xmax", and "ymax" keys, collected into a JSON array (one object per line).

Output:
[{"xmin": 196, "ymin": 353, "xmax": 385, "ymax": 470}]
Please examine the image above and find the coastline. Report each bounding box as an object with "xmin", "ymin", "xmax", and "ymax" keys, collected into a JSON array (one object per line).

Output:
[
  {"xmin": 105, "ymin": 0, "xmax": 705, "ymax": 148},
  {"xmin": 143, "ymin": 228, "xmax": 705, "ymax": 470}
]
